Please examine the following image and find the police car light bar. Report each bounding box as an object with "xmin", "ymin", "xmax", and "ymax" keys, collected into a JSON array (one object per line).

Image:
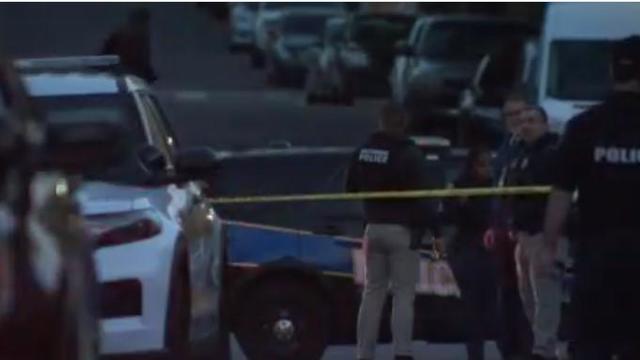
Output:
[{"xmin": 14, "ymin": 55, "xmax": 121, "ymax": 72}]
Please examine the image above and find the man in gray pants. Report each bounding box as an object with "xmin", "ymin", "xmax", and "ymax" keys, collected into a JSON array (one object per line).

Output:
[{"xmin": 346, "ymin": 102, "xmax": 441, "ymax": 360}]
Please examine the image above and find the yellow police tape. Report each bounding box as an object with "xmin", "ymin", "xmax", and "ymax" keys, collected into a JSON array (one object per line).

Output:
[{"xmin": 208, "ymin": 185, "xmax": 552, "ymax": 205}]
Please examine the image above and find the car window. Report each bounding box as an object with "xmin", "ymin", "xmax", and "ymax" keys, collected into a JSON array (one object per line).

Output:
[
  {"xmin": 325, "ymin": 19, "xmax": 347, "ymax": 44},
  {"xmin": 139, "ymin": 94, "xmax": 176, "ymax": 169},
  {"xmin": 32, "ymin": 93, "xmax": 153, "ymax": 185},
  {"xmin": 419, "ymin": 21, "xmax": 534, "ymax": 62},
  {"xmin": 350, "ymin": 15, "xmax": 415, "ymax": 56},
  {"xmin": 283, "ymin": 14, "xmax": 332, "ymax": 36},
  {"xmin": 546, "ymin": 40, "xmax": 611, "ymax": 101},
  {"xmin": 477, "ymin": 39, "xmax": 527, "ymax": 106}
]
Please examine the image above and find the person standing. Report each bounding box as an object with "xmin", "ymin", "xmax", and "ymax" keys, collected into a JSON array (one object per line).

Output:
[
  {"xmin": 505, "ymin": 106, "xmax": 561, "ymax": 360},
  {"xmin": 447, "ymin": 146, "xmax": 499, "ymax": 360},
  {"xmin": 544, "ymin": 35, "xmax": 640, "ymax": 360},
  {"xmin": 485, "ymin": 91, "xmax": 533, "ymax": 360},
  {"xmin": 346, "ymin": 102, "xmax": 441, "ymax": 360},
  {"xmin": 102, "ymin": 8, "xmax": 157, "ymax": 83}
]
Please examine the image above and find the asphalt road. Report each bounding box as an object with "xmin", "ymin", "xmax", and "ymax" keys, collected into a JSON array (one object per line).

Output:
[{"xmin": 0, "ymin": 3, "xmax": 501, "ymax": 359}]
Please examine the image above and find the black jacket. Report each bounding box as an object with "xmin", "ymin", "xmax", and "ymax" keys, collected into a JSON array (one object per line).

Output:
[
  {"xmin": 346, "ymin": 132, "xmax": 440, "ymax": 235},
  {"xmin": 506, "ymin": 132, "xmax": 559, "ymax": 233},
  {"xmin": 448, "ymin": 174, "xmax": 493, "ymax": 250}
]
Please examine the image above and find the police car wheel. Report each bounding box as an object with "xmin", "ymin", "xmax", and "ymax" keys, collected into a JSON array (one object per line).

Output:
[{"xmin": 235, "ymin": 279, "xmax": 329, "ymax": 360}]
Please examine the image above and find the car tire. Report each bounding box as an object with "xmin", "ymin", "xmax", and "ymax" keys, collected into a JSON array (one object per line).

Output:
[
  {"xmin": 166, "ymin": 250, "xmax": 191, "ymax": 359},
  {"xmin": 235, "ymin": 278, "xmax": 330, "ymax": 360}
]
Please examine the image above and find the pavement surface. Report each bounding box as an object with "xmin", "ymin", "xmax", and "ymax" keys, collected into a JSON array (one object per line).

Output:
[{"xmin": 0, "ymin": 3, "xmax": 502, "ymax": 359}]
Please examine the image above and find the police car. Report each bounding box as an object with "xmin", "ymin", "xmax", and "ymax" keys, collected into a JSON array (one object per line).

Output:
[
  {"xmin": 213, "ymin": 142, "xmax": 470, "ymax": 360},
  {"xmin": 16, "ymin": 56, "xmax": 229, "ymax": 359}
]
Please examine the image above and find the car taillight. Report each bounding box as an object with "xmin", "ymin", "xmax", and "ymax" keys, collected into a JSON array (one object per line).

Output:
[{"xmin": 97, "ymin": 218, "xmax": 161, "ymax": 248}]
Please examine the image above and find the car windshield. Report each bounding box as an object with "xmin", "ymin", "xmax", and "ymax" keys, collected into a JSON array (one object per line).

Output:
[
  {"xmin": 33, "ymin": 94, "xmax": 151, "ymax": 185},
  {"xmin": 420, "ymin": 21, "xmax": 534, "ymax": 62},
  {"xmin": 546, "ymin": 40, "xmax": 612, "ymax": 101},
  {"xmin": 325, "ymin": 19, "xmax": 347, "ymax": 43},
  {"xmin": 352, "ymin": 15, "xmax": 415, "ymax": 50},
  {"xmin": 283, "ymin": 14, "xmax": 331, "ymax": 36}
]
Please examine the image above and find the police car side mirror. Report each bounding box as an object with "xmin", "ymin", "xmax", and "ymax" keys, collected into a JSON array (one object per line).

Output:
[
  {"xmin": 136, "ymin": 144, "xmax": 167, "ymax": 175},
  {"xmin": 40, "ymin": 119, "xmax": 129, "ymax": 174},
  {"xmin": 175, "ymin": 146, "xmax": 220, "ymax": 182}
]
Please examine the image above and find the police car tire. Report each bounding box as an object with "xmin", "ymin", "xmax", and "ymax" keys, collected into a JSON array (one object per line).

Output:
[
  {"xmin": 165, "ymin": 250, "xmax": 191, "ymax": 358},
  {"xmin": 235, "ymin": 279, "xmax": 330, "ymax": 360}
]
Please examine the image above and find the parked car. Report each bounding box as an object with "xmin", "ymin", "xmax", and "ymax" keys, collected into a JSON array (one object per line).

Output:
[
  {"xmin": 17, "ymin": 55, "xmax": 229, "ymax": 359},
  {"xmin": 228, "ymin": 2, "xmax": 259, "ymax": 52},
  {"xmin": 458, "ymin": 37, "xmax": 538, "ymax": 148},
  {"xmin": 527, "ymin": 3, "xmax": 640, "ymax": 133},
  {"xmin": 252, "ymin": 2, "xmax": 346, "ymax": 68},
  {"xmin": 390, "ymin": 16, "xmax": 537, "ymax": 140},
  {"xmin": 265, "ymin": 11, "xmax": 336, "ymax": 87},
  {"xmin": 307, "ymin": 13, "xmax": 415, "ymax": 104},
  {"xmin": 0, "ymin": 56, "xmax": 127, "ymax": 360}
]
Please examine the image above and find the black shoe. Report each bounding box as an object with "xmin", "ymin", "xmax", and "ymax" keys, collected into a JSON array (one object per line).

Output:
[{"xmin": 395, "ymin": 356, "xmax": 413, "ymax": 360}]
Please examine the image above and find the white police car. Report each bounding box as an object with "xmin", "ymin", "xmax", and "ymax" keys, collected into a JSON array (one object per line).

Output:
[{"xmin": 16, "ymin": 56, "xmax": 229, "ymax": 359}]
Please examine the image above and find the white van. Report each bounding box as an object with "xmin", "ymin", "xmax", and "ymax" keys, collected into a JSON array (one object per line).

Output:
[{"xmin": 529, "ymin": 3, "xmax": 640, "ymax": 133}]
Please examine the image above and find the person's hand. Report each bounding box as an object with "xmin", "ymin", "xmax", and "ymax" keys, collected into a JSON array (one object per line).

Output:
[
  {"xmin": 433, "ymin": 237, "xmax": 446, "ymax": 258},
  {"xmin": 483, "ymin": 229, "xmax": 496, "ymax": 250}
]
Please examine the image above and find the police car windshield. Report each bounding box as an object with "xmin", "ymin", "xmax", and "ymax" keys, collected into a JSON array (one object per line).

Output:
[
  {"xmin": 33, "ymin": 94, "xmax": 150, "ymax": 185},
  {"xmin": 546, "ymin": 40, "xmax": 612, "ymax": 101},
  {"xmin": 420, "ymin": 21, "xmax": 533, "ymax": 62}
]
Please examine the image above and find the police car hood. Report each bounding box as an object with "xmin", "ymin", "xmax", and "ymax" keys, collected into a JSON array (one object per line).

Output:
[{"xmin": 75, "ymin": 181, "xmax": 153, "ymax": 216}]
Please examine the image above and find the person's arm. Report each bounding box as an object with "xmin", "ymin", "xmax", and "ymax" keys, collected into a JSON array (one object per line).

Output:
[
  {"xmin": 404, "ymin": 145, "xmax": 442, "ymax": 238},
  {"xmin": 544, "ymin": 189, "xmax": 572, "ymax": 253},
  {"xmin": 543, "ymin": 118, "xmax": 586, "ymax": 252}
]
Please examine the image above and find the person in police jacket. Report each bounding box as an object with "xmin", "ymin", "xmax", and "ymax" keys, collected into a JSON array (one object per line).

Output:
[
  {"xmin": 504, "ymin": 106, "xmax": 561, "ymax": 360},
  {"xmin": 544, "ymin": 35, "xmax": 640, "ymax": 360},
  {"xmin": 346, "ymin": 102, "xmax": 441, "ymax": 360}
]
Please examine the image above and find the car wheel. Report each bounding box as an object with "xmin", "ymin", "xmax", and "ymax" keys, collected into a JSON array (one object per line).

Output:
[
  {"xmin": 166, "ymin": 252, "xmax": 191, "ymax": 359},
  {"xmin": 235, "ymin": 278, "xmax": 330, "ymax": 360}
]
